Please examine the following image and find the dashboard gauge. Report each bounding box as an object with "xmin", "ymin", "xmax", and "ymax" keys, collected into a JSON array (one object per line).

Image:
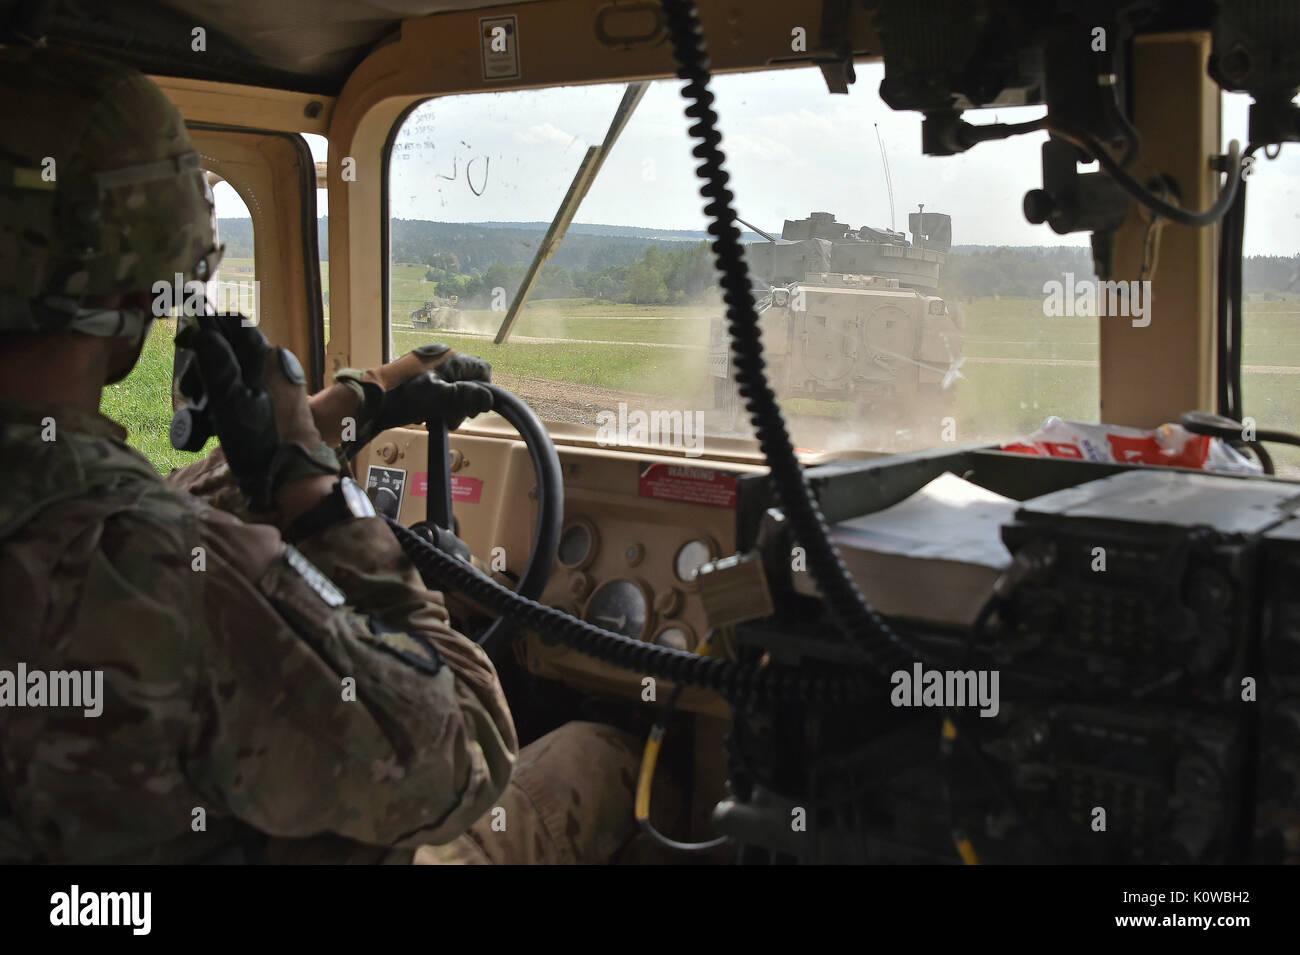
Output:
[
  {"xmin": 584, "ymin": 579, "xmax": 650, "ymax": 640},
  {"xmin": 655, "ymin": 624, "xmax": 695, "ymax": 652},
  {"xmin": 674, "ymin": 538, "xmax": 716, "ymax": 583},
  {"xmin": 557, "ymin": 518, "xmax": 598, "ymax": 569}
]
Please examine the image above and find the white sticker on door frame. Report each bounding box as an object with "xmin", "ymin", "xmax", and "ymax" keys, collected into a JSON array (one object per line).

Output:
[{"xmin": 480, "ymin": 15, "xmax": 521, "ymax": 81}]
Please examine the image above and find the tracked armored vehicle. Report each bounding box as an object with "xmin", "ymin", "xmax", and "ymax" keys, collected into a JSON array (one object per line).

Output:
[{"xmin": 410, "ymin": 295, "xmax": 461, "ymax": 329}]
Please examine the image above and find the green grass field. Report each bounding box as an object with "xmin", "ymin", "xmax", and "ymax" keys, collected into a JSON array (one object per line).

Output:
[
  {"xmin": 106, "ymin": 261, "xmax": 1300, "ymax": 475},
  {"xmin": 99, "ymin": 318, "xmax": 219, "ymax": 473},
  {"xmin": 391, "ymin": 326, "xmax": 709, "ymax": 394}
]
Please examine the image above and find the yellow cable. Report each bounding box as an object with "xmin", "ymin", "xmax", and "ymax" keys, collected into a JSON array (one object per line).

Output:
[
  {"xmin": 636, "ymin": 634, "xmax": 711, "ymax": 823},
  {"xmin": 942, "ymin": 718, "xmax": 979, "ymax": 863},
  {"xmin": 955, "ymin": 835, "xmax": 980, "ymax": 866},
  {"xmin": 635, "ymin": 726, "xmax": 665, "ymax": 821}
]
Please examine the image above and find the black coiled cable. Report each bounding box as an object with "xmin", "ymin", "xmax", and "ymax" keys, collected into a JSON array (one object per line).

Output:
[
  {"xmin": 385, "ymin": 516, "xmax": 873, "ymax": 704},
  {"xmin": 660, "ymin": 0, "xmax": 920, "ymax": 676}
]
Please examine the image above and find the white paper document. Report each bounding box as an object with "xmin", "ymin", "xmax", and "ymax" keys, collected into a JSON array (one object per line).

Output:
[{"xmin": 829, "ymin": 472, "xmax": 1017, "ymax": 569}]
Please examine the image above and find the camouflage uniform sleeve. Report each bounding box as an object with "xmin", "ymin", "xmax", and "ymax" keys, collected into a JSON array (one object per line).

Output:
[
  {"xmin": 166, "ymin": 447, "xmax": 363, "ymax": 524},
  {"xmin": 187, "ymin": 504, "xmax": 518, "ymax": 848},
  {"xmin": 165, "ymin": 447, "xmax": 256, "ymax": 522}
]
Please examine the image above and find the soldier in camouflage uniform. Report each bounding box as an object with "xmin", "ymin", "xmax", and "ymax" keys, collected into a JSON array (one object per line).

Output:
[{"xmin": 0, "ymin": 45, "xmax": 653, "ymax": 864}]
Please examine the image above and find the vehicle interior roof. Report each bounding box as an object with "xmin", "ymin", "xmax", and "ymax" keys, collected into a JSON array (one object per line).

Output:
[{"xmin": 0, "ymin": 0, "xmax": 548, "ymax": 94}]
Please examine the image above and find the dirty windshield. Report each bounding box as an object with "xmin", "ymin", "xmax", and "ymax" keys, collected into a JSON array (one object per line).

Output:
[{"xmin": 385, "ymin": 65, "xmax": 1297, "ymax": 462}]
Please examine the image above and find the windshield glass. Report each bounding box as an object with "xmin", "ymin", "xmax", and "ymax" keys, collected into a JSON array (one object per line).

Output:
[{"xmin": 385, "ymin": 65, "xmax": 1296, "ymax": 460}]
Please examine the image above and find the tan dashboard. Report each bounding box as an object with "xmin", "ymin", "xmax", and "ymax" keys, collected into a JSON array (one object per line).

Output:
[{"xmin": 353, "ymin": 419, "xmax": 767, "ymax": 716}]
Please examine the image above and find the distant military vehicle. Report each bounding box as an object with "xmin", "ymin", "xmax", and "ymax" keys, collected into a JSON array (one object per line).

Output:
[
  {"xmin": 711, "ymin": 210, "xmax": 963, "ymax": 433},
  {"xmin": 410, "ymin": 295, "xmax": 461, "ymax": 329}
]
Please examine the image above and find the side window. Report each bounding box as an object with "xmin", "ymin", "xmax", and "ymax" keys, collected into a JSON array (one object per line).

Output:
[
  {"xmin": 210, "ymin": 178, "xmax": 260, "ymax": 323},
  {"xmin": 101, "ymin": 174, "xmax": 256, "ymax": 473},
  {"xmin": 304, "ymin": 133, "xmax": 329, "ymax": 334},
  {"xmin": 1226, "ymin": 91, "xmax": 1300, "ymax": 476}
]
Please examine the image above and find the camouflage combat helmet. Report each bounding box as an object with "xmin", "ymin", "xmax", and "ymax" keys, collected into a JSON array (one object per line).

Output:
[{"xmin": 0, "ymin": 45, "xmax": 223, "ymax": 338}]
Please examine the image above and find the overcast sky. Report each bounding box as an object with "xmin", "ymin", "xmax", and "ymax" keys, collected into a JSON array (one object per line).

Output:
[{"xmin": 215, "ymin": 63, "xmax": 1298, "ymax": 256}]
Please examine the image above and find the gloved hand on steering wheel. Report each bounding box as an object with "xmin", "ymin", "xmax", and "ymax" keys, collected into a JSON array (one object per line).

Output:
[
  {"xmin": 176, "ymin": 317, "xmax": 341, "ymax": 513},
  {"xmin": 366, "ymin": 373, "xmax": 494, "ymax": 437},
  {"xmin": 311, "ymin": 343, "xmax": 495, "ymax": 455},
  {"xmin": 355, "ymin": 342, "xmax": 491, "ymax": 391}
]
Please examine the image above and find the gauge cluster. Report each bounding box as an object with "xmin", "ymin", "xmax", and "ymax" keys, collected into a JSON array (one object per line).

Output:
[
  {"xmin": 552, "ymin": 515, "xmax": 719, "ymax": 653},
  {"xmin": 391, "ymin": 431, "xmax": 763, "ymax": 711},
  {"xmin": 529, "ymin": 505, "xmax": 737, "ymax": 717}
]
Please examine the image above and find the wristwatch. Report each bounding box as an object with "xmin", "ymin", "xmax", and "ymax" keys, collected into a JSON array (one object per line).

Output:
[{"xmin": 285, "ymin": 476, "xmax": 377, "ymax": 542}]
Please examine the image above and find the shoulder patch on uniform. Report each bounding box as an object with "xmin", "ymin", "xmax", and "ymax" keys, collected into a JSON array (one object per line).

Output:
[
  {"xmin": 362, "ymin": 616, "xmax": 444, "ymax": 676},
  {"xmin": 283, "ymin": 544, "xmax": 346, "ymax": 608}
]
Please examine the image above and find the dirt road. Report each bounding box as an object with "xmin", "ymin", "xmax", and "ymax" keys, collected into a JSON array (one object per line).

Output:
[
  {"xmin": 491, "ymin": 373, "xmax": 693, "ymax": 426},
  {"xmin": 491, "ymin": 372, "xmax": 938, "ymax": 452}
]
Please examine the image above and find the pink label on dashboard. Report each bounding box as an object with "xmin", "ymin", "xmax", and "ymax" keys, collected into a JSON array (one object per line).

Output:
[
  {"xmin": 409, "ymin": 473, "xmax": 481, "ymax": 503},
  {"xmin": 451, "ymin": 476, "xmax": 483, "ymax": 503}
]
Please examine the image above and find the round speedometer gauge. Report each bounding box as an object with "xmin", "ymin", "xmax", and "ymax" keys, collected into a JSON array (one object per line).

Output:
[
  {"xmin": 583, "ymin": 579, "xmax": 650, "ymax": 640},
  {"xmin": 674, "ymin": 538, "xmax": 716, "ymax": 583}
]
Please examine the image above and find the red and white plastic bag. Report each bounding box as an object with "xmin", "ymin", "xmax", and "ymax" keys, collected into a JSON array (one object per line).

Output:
[{"xmin": 1002, "ymin": 416, "xmax": 1261, "ymax": 473}]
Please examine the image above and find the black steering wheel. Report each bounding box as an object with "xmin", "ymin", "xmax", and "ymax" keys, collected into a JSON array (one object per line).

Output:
[{"xmin": 401, "ymin": 382, "xmax": 563, "ymax": 658}]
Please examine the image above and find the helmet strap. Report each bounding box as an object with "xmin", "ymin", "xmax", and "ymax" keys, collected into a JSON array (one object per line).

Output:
[{"xmin": 67, "ymin": 306, "xmax": 152, "ymax": 344}]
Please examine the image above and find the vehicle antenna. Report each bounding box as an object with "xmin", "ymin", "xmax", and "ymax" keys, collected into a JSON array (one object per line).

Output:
[
  {"xmin": 737, "ymin": 216, "xmax": 776, "ymax": 243},
  {"xmin": 874, "ymin": 123, "xmax": 896, "ymax": 232}
]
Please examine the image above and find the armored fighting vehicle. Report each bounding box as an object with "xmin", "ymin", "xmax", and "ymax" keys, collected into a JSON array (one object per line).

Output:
[
  {"xmin": 410, "ymin": 295, "xmax": 461, "ymax": 329},
  {"xmin": 711, "ymin": 210, "xmax": 963, "ymax": 432}
]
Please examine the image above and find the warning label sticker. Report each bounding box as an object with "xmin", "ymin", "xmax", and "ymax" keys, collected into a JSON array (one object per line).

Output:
[
  {"xmin": 638, "ymin": 463, "xmax": 738, "ymax": 509},
  {"xmin": 452, "ymin": 476, "xmax": 484, "ymax": 504},
  {"xmin": 479, "ymin": 15, "xmax": 520, "ymax": 81},
  {"xmin": 410, "ymin": 472, "xmax": 483, "ymax": 504}
]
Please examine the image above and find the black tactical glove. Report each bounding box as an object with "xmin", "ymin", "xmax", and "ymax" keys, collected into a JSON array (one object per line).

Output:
[
  {"xmin": 176, "ymin": 317, "xmax": 339, "ymax": 512},
  {"xmin": 375, "ymin": 373, "xmax": 495, "ymax": 434},
  {"xmin": 404, "ymin": 343, "xmax": 492, "ymax": 385},
  {"xmin": 333, "ymin": 343, "xmax": 493, "ymax": 450}
]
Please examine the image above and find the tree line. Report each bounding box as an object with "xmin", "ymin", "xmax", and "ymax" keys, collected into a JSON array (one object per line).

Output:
[
  {"xmin": 425, "ymin": 241, "xmax": 719, "ymax": 307},
  {"xmin": 214, "ymin": 218, "xmax": 1300, "ymax": 304}
]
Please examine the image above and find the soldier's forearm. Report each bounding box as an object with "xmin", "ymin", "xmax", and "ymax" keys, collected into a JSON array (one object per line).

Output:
[{"xmin": 308, "ymin": 383, "xmax": 361, "ymax": 445}]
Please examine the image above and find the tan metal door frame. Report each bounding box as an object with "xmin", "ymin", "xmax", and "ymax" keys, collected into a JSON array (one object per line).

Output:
[{"xmin": 1101, "ymin": 31, "xmax": 1221, "ymax": 427}]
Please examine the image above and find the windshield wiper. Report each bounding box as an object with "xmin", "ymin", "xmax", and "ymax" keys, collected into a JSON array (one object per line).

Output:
[{"xmin": 493, "ymin": 81, "xmax": 649, "ymax": 344}]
